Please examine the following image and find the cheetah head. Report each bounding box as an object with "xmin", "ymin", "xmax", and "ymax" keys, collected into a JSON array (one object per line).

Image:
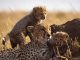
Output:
[{"xmin": 32, "ymin": 6, "xmax": 47, "ymax": 24}]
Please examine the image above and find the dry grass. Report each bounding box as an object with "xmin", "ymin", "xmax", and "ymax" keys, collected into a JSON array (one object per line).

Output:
[
  {"xmin": 0, "ymin": 11, "xmax": 80, "ymax": 49},
  {"xmin": 0, "ymin": 11, "xmax": 80, "ymax": 35}
]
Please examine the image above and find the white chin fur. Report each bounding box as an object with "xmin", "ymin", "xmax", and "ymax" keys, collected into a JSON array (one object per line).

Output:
[{"xmin": 38, "ymin": 20, "xmax": 43, "ymax": 24}]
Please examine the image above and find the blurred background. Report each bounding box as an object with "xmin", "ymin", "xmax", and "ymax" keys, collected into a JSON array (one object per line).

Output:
[{"xmin": 0, "ymin": 0, "xmax": 80, "ymax": 40}]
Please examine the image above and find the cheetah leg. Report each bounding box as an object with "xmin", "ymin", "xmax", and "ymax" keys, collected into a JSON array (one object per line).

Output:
[
  {"xmin": 17, "ymin": 32, "xmax": 26, "ymax": 48},
  {"xmin": 53, "ymin": 46, "xmax": 60, "ymax": 56}
]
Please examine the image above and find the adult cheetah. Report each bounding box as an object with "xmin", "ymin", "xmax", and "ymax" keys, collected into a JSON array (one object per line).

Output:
[
  {"xmin": 8, "ymin": 6, "xmax": 47, "ymax": 48},
  {"xmin": 0, "ymin": 40, "xmax": 53, "ymax": 60}
]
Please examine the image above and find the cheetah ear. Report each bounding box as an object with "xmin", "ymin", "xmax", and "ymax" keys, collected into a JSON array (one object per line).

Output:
[
  {"xmin": 52, "ymin": 33, "xmax": 56, "ymax": 38},
  {"xmin": 33, "ymin": 7, "xmax": 38, "ymax": 13},
  {"xmin": 27, "ymin": 26, "xmax": 34, "ymax": 32}
]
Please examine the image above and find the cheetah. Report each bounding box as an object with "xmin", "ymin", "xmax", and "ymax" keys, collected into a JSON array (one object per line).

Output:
[
  {"xmin": 7, "ymin": 6, "xmax": 47, "ymax": 48},
  {"xmin": 0, "ymin": 40, "xmax": 53, "ymax": 60},
  {"xmin": 47, "ymin": 32, "xmax": 72, "ymax": 60},
  {"xmin": 27, "ymin": 24, "xmax": 50, "ymax": 44}
]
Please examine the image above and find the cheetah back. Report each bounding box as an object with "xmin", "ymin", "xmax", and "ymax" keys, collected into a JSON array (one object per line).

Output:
[{"xmin": 0, "ymin": 40, "xmax": 53, "ymax": 60}]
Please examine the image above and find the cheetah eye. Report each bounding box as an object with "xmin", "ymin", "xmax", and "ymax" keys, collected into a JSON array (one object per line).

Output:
[{"xmin": 60, "ymin": 39, "xmax": 62, "ymax": 40}]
